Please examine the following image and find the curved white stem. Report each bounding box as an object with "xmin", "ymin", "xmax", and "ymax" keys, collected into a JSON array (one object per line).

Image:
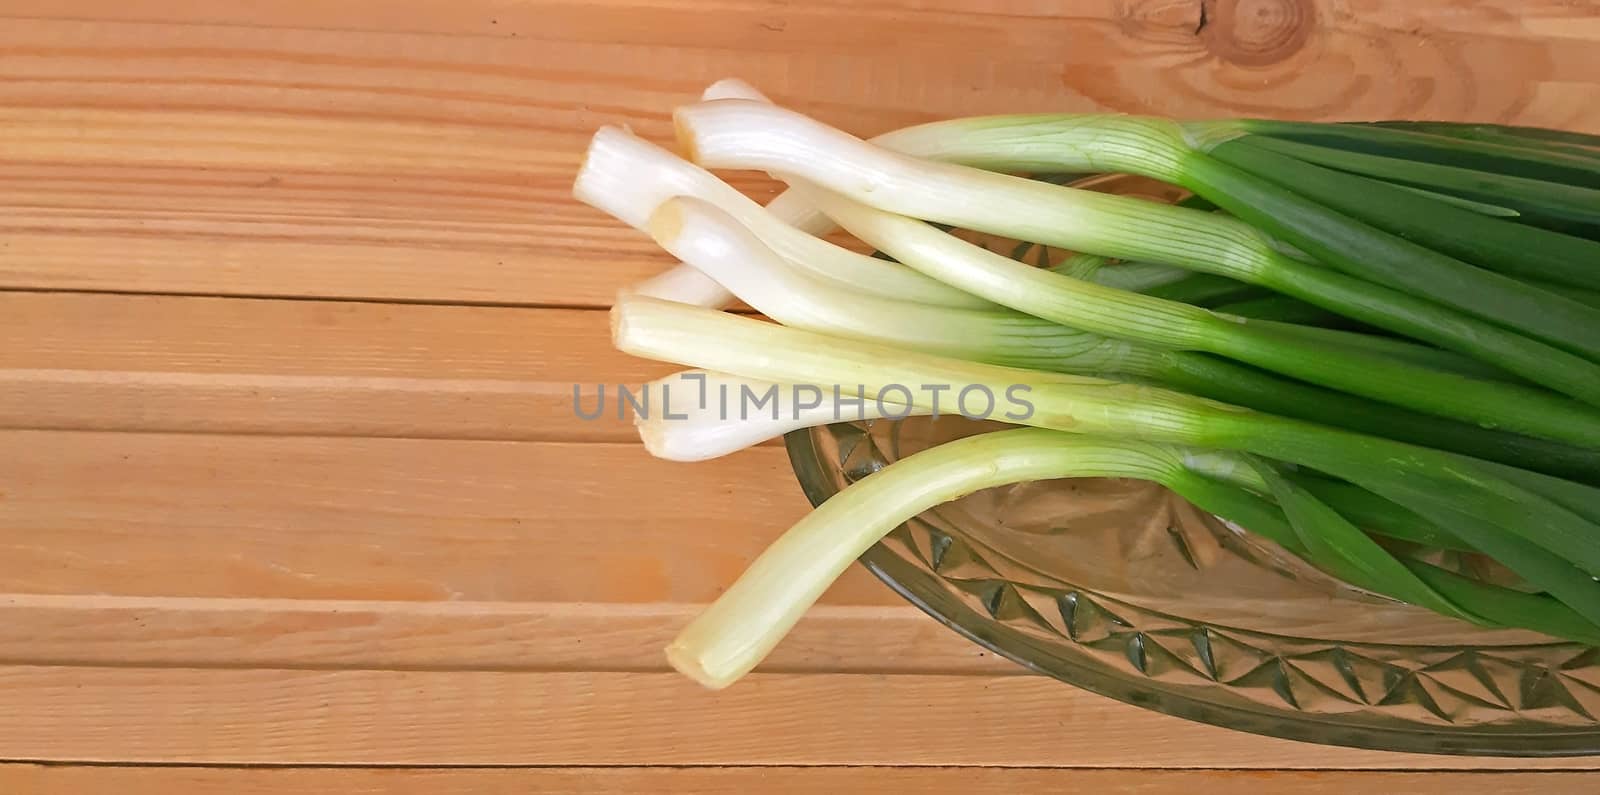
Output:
[
  {"xmin": 674, "ymin": 98, "xmax": 1274, "ymax": 284},
  {"xmin": 667, "ymin": 428, "xmax": 1189, "ymax": 688},
  {"xmin": 701, "ymin": 77, "xmax": 773, "ymax": 104},
  {"xmin": 575, "ymin": 125, "xmax": 991, "ymax": 310},
  {"xmin": 621, "ymin": 264, "xmax": 737, "ymax": 306},
  {"xmin": 647, "ymin": 196, "xmax": 1150, "ymax": 372},
  {"xmin": 699, "ymin": 77, "xmax": 1190, "ymax": 225},
  {"xmin": 611, "ymin": 294, "xmax": 1215, "ymax": 445},
  {"xmin": 789, "ymin": 183, "xmax": 1216, "ymax": 350},
  {"xmin": 636, "ymin": 370, "xmax": 925, "ymax": 462},
  {"xmin": 624, "ymin": 78, "xmax": 922, "ymax": 299}
]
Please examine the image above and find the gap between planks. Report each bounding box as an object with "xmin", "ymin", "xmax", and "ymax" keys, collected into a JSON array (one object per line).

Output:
[
  {"xmin": 0, "ymin": 593, "xmax": 1016, "ymax": 676},
  {"xmin": 3, "ymin": 765, "xmax": 1599, "ymax": 794},
  {"xmin": 0, "ymin": 292, "xmax": 762, "ymax": 442},
  {"xmin": 0, "ymin": 665, "xmax": 1596, "ymax": 768}
]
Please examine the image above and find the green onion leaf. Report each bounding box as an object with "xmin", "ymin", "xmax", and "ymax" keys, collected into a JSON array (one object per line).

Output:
[
  {"xmin": 1187, "ymin": 140, "xmax": 1600, "ymax": 360},
  {"xmin": 1252, "ymin": 463, "xmax": 1484, "ymax": 624}
]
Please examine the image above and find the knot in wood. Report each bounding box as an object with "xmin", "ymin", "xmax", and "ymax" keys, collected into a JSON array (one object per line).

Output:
[{"xmin": 1199, "ymin": 0, "xmax": 1313, "ymax": 66}]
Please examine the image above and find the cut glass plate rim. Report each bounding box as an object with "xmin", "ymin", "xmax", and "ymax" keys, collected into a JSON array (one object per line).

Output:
[{"xmin": 782, "ymin": 425, "xmax": 1600, "ymax": 757}]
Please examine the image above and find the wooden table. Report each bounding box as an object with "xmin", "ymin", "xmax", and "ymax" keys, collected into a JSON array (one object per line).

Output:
[{"xmin": 2, "ymin": 0, "xmax": 1599, "ymax": 790}]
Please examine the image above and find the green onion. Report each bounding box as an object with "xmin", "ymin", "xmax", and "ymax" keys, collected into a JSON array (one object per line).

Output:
[
  {"xmin": 1201, "ymin": 136, "xmax": 1600, "ymax": 313},
  {"xmin": 632, "ymin": 369, "xmax": 1494, "ymax": 554},
  {"xmin": 1288, "ymin": 475, "xmax": 1464, "ymax": 551},
  {"xmin": 674, "ymin": 99, "xmax": 1600, "ymax": 408},
  {"xmin": 574, "ymin": 124, "xmax": 991, "ymax": 310},
  {"xmin": 645, "ymin": 195, "xmax": 1150, "ymax": 374},
  {"xmin": 1141, "ymin": 273, "xmax": 1264, "ymax": 307},
  {"xmin": 633, "ymin": 371, "xmax": 923, "ymax": 462},
  {"xmin": 1374, "ymin": 122, "xmax": 1600, "ymax": 161},
  {"xmin": 620, "ymin": 262, "xmax": 736, "ymax": 308},
  {"xmin": 1151, "ymin": 352, "xmax": 1600, "ymax": 483},
  {"xmin": 792, "ymin": 184, "xmax": 1600, "ymax": 447},
  {"xmin": 1074, "ymin": 259, "xmax": 1193, "ymax": 292},
  {"xmin": 612, "ymin": 294, "xmax": 1600, "ymax": 621},
  {"xmin": 643, "ymin": 192, "xmax": 1600, "ymax": 479},
  {"xmin": 1045, "ymin": 251, "xmax": 1106, "ymax": 279},
  {"xmin": 1386, "ymin": 183, "xmax": 1521, "ymax": 217},
  {"xmin": 665, "ymin": 430, "xmax": 1199, "ymax": 688},
  {"xmin": 582, "ymin": 87, "xmax": 1600, "ymax": 690},
  {"xmin": 1172, "ymin": 471, "xmax": 1600, "ymax": 646},
  {"xmin": 1470, "ymin": 458, "xmax": 1600, "ymax": 527},
  {"xmin": 1224, "ymin": 120, "xmax": 1600, "ymax": 190},
  {"xmin": 1537, "ymin": 281, "xmax": 1600, "ymax": 310},
  {"xmin": 1233, "ymin": 134, "xmax": 1600, "ymax": 234},
  {"xmin": 1401, "ymin": 562, "xmax": 1600, "ymax": 647},
  {"xmin": 1237, "ymin": 320, "xmax": 1515, "ymax": 383},
  {"xmin": 666, "ymin": 426, "xmax": 1600, "ymax": 688},
  {"xmin": 1188, "ymin": 138, "xmax": 1600, "ymax": 290},
  {"xmin": 1182, "ymin": 139, "xmax": 1600, "ymax": 355},
  {"xmin": 1253, "ymin": 463, "xmax": 1484, "ymax": 624},
  {"xmin": 1211, "ymin": 295, "xmax": 1349, "ymax": 326},
  {"xmin": 953, "ymin": 113, "xmax": 1600, "ymax": 355}
]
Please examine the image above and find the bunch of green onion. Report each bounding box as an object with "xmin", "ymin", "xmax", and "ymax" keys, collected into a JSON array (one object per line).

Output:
[{"xmin": 574, "ymin": 78, "xmax": 1600, "ymax": 690}]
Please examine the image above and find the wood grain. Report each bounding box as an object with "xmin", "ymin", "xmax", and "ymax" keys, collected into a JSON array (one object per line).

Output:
[
  {"xmin": 3, "ymin": 3, "xmax": 1597, "ymax": 305},
  {"xmin": 0, "ymin": 292, "xmax": 672, "ymax": 442},
  {"xmin": 0, "ymin": 429, "xmax": 902, "ymax": 604},
  {"xmin": 0, "ymin": 594, "xmax": 1017, "ymax": 675},
  {"xmin": 0, "ymin": 665, "xmax": 1594, "ymax": 768},
  {"xmin": 4, "ymin": 0, "xmax": 1600, "ymax": 781},
  {"xmin": 5, "ymin": 765, "xmax": 1598, "ymax": 794}
]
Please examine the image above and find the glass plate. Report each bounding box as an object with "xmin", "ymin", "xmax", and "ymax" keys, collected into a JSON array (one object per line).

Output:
[{"xmin": 781, "ymin": 176, "xmax": 1600, "ymax": 757}]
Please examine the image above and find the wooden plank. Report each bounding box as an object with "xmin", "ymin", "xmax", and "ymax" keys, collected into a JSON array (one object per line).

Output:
[
  {"xmin": 4, "ymin": 765, "xmax": 1598, "ymax": 794},
  {"xmin": 3, "ymin": 0, "xmax": 1158, "ymax": 56},
  {"xmin": 0, "ymin": 293, "xmax": 673, "ymax": 442},
  {"xmin": 0, "ymin": 594, "xmax": 1017, "ymax": 675},
  {"xmin": 0, "ymin": 17, "xmax": 1023, "ymax": 306},
  {"xmin": 8, "ymin": 1, "xmax": 1598, "ymax": 96},
  {"xmin": 1, "ymin": 5, "xmax": 1595, "ymax": 302},
  {"xmin": 0, "ymin": 430, "xmax": 903, "ymax": 604},
  {"xmin": 2, "ymin": 0, "xmax": 1597, "ymax": 777},
  {"xmin": 0, "ymin": 665, "xmax": 1594, "ymax": 767}
]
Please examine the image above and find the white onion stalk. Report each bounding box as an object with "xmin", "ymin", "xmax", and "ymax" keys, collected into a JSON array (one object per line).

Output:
[
  {"xmin": 620, "ymin": 263, "xmax": 737, "ymax": 306},
  {"xmin": 667, "ymin": 429, "xmax": 1212, "ymax": 688},
  {"xmin": 635, "ymin": 370, "xmax": 925, "ymax": 462},
  {"xmin": 644, "ymin": 77, "xmax": 1007, "ymax": 299},
  {"xmin": 613, "ymin": 292, "xmax": 1228, "ymax": 437},
  {"xmin": 700, "ymin": 77, "xmax": 774, "ymax": 106},
  {"xmin": 674, "ymin": 98, "xmax": 1279, "ymax": 283},
  {"xmin": 661, "ymin": 79, "xmax": 1216, "ymax": 302},
  {"xmin": 701, "ymin": 78, "xmax": 1186, "ymax": 224},
  {"xmin": 646, "ymin": 195, "xmax": 1154, "ymax": 373},
  {"xmin": 653, "ymin": 79, "xmax": 1194, "ymax": 302},
  {"xmin": 575, "ymin": 126, "xmax": 989, "ymax": 310},
  {"xmin": 700, "ymin": 78, "xmax": 841, "ymax": 236}
]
